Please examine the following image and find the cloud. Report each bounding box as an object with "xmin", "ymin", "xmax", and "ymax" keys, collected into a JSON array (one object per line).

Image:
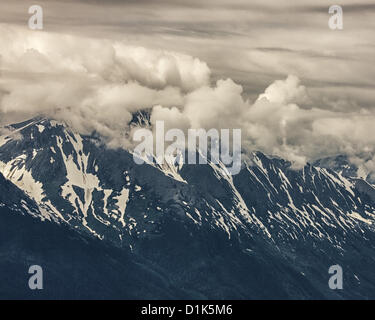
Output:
[
  {"xmin": 1, "ymin": 25, "xmax": 375, "ymax": 174},
  {"xmin": 151, "ymin": 105, "xmax": 190, "ymax": 132},
  {"xmin": 0, "ymin": 25, "xmax": 209, "ymax": 145},
  {"xmin": 257, "ymin": 75, "xmax": 308, "ymax": 105},
  {"xmin": 0, "ymin": 126, "xmax": 23, "ymax": 141}
]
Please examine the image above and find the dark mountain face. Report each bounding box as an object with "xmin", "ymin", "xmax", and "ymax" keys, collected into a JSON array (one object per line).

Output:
[
  {"xmin": 1, "ymin": 118, "xmax": 375, "ymax": 299},
  {"xmin": 314, "ymin": 154, "xmax": 375, "ymax": 184}
]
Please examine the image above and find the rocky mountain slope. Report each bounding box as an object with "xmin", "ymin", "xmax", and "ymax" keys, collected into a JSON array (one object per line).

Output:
[{"xmin": 1, "ymin": 118, "xmax": 375, "ymax": 299}]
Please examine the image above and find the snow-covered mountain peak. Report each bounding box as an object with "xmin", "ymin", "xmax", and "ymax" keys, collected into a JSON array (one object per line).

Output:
[{"xmin": 1, "ymin": 118, "xmax": 375, "ymax": 250}]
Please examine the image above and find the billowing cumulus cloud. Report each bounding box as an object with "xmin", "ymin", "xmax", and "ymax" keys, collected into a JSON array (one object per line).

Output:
[
  {"xmin": 257, "ymin": 75, "xmax": 308, "ymax": 105},
  {"xmin": 0, "ymin": 25, "xmax": 209, "ymax": 146},
  {"xmin": 1, "ymin": 24, "xmax": 375, "ymax": 174}
]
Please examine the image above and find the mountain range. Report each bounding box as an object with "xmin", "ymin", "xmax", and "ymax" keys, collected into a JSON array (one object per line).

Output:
[{"xmin": 1, "ymin": 117, "xmax": 375, "ymax": 299}]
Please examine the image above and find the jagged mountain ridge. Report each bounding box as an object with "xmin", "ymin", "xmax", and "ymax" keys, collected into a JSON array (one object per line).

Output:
[
  {"xmin": 1, "ymin": 117, "xmax": 375, "ymax": 245},
  {"xmin": 1, "ymin": 117, "xmax": 375, "ymax": 298}
]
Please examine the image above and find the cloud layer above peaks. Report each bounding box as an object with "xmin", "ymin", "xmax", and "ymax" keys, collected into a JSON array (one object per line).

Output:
[{"xmin": 0, "ymin": 25, "xmax": 375, "ymax": 173}]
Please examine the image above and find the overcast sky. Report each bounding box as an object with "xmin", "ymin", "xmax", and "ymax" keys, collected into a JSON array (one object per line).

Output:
[
  {"xmin": 1, "ymin": 0, "xmax": 374, "ymax": 104},
  {"xmin": 0, "ymin": 0, "xmax": 374, "ymax": 170}
]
